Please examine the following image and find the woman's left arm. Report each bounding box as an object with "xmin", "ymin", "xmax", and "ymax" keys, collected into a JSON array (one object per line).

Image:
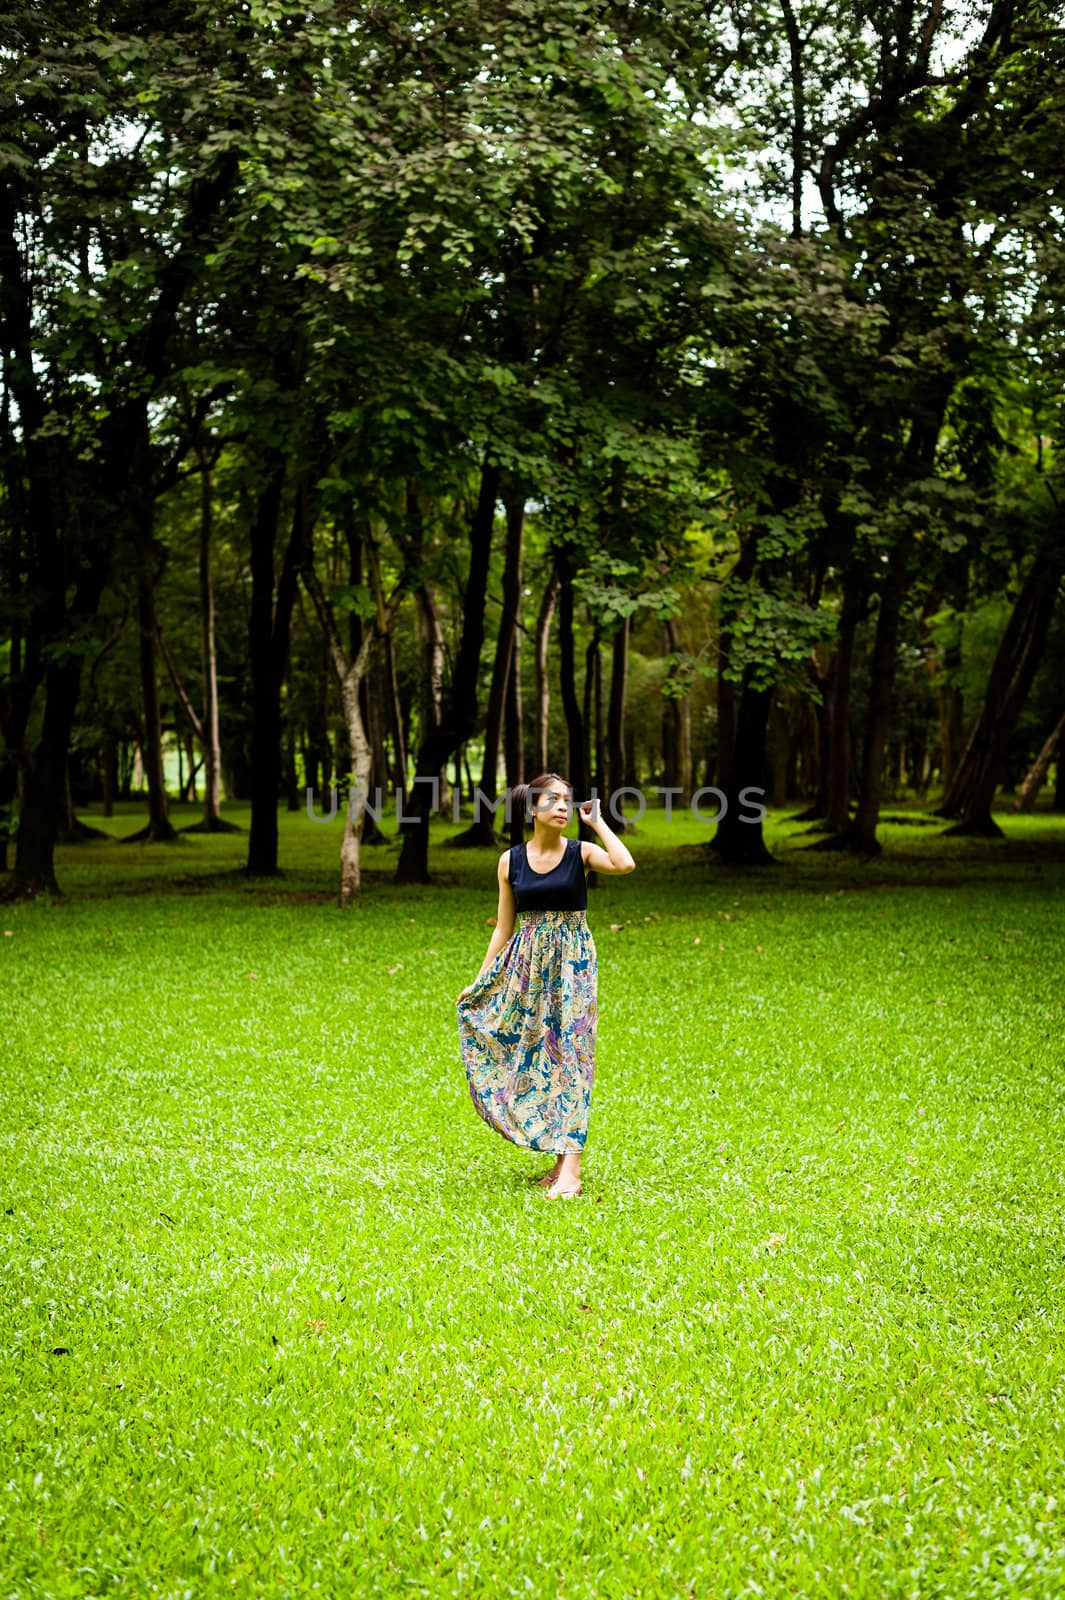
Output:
[{"xmin": 578, "ymin": 799, "xmax": 636, "ymax": 874}]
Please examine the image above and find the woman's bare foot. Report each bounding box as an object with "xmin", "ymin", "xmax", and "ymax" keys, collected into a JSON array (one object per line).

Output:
[
  {"xmin": 544, "ymin": 1153, "xmax": 582, "ymax": 1198},
  {"xmin": 533, "ymin": 1159, "xmax": 564, "ymax": 1186}
]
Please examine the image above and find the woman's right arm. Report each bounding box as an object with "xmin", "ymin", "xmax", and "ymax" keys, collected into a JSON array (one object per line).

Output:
[
  {"xmin": 477, "ymin": 850, "xmax": 517, "ymax": 973},
  {"xmin": 458, "ymin": 851, "xmax": 517, "ymax": 1000}
]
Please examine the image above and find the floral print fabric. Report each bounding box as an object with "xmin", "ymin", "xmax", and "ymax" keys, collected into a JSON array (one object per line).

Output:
[{"xmin": 457, "ymin": 909, "xmax": 597, "ymax": 1153}]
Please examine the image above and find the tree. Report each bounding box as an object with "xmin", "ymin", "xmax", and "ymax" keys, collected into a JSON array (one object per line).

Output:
[{"xmin": 1, "ymin": 1, "xmax": 248, "ymax": 897}]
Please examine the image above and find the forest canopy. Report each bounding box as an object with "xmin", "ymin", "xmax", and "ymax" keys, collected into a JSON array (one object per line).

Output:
[{"xmin": 2, "ymin": 0, "xmax": 1063, "ymax": 901}]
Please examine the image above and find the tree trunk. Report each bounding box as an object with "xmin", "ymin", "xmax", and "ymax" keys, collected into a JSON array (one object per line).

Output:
[
  {"xmin": 796, "ymin": 588, "xmax": 858, "ymax": 829},
  {"xmin": 913, "ymin": 739, "xmax": 925, "ymax": 796},
  {"xmin": 0, "ymin": 393, "xmax": 31, "ymax": 874},
  {"xmin": 796, "ymin": 696, "xmax": 819, "ymax": 802},
  {"xmin": 63, "ymin": 756, "xmax": 76, "ymax": 836},
  {"xmin": 101, "ymin": 730, "xmax": 116, "ymax": 817},
  {"xmin": 940, "ymin": 538, "xmax": 1063, "ymax": 834},
  {"xmin": 814, "ymin": 536, "xmax": 912, "ymax": 854},
  {"xmin": 790, "ymin": 655, "xmax": 828, "ymax": 822},
  {"xmin": 716, "ymin": 650, "xmax": 737, "ymax": 793},
  {"xmin": 606, "ymin": 614, "xmax": 630, "ymax": 829},
  {"xmin": 196, "ymin": 441, "xmax": 225, "ymax": 827},
  {"xmin": 0, "ymin": 721, "xmax": 26, "ymax": 877},
  {"xmin": 155, "ymin": 617, "xmax": 240, "ymax": 833},
  {"xmin": 593, "ymin": 627, "xmax": 605, "ymax": 796},
  {"xmin": 285, "ymin": 721, "xmax": 300, "ymax": 812},
  {"xmin": 824, "ymin": 595, "xmax": 858, "ymax": 831},
  {"xmin": 671, "ymin": 620, "xmax": 687, "ymax": 806},
  {"xmin": 504, "ymin": 564, "xmax": 525, "ymax": 844},
  {"xmin": 337, "ymin": 674, "xmax": 376, "ymax": 899},
  {"xmin": 0, "ymin": 582, "xmax": 33, "ymax": 876},
  {"xmin": 300, "ymin": 534, "xmax": 405, "ymax": 903},
  {"xmin": 321, "ymin": 629, "xmax": 373, "ymax": 902},
  {"xmin": 2, "ymin": 666, "xmax": 79, "ymax": 898},
  {"xmin": 938, "ymin": 679, "xmax": 965, "ymax": 794},
  {"xmin": 3, "ymin": 532, "xmax": 111, "ymax": 894},
  {"xmin": 583, "ymin": 628, "xmax": 597, "ymax": 782},
  {"xmin": 363, "ymin": 656, "xmax": 389, "ymax": 844},
  {"xmin": 933, "ymin": 607, "xmax": 965, "ymax": 796},
  {"xmin": 709, "ymin": 526, "xmax": 767, "ymax": 858},
  {"xmin": 300, "ymin": 616, "xmax": 328, "ymax": 802},
  {"xmin": 117, "ymin": 738, "xmax": 133, "ymax": 800},
  {"xmin": 769, "ymin": 694, "xmax": 789, "ymax": 809},
  {"xmin": 154, "ymin": 448, "xmax": 240, "ymax": 836},
  {"xmin": 122, "ymin": 426, "xmax": 178, "ymax": 844},
  {"xmin": 556, "ymin": 545, "xmax": 589, "ymax": 800},
  {"xmin": 188, "ymin": 740, "xmax": 203, "ymax": 804},
  {"xmin": 246, "ymin": 460, "xmax": 304, "ymax": 876},
  {"xmin": 533, "ymin": 564, "xmax": 559, "ymax": 775},
  {"xmin": 361, "ymin": 744, "xmax": 389, "ymax": 846},
  {"xmin": 385, "ymin": 628, "xmax": 407, "ymax": 806},
  {"xmin": 341, "ymin": 525, "xmax": 386, "ymax": 847},
  {"xmin": 710, "ymin": 674, "xmax": 774, "ymax": 864},
  {"xmin": 123, "ymin": 552, "xmax": 179, "ymax": 842},
  {"xmin": 662, "ymin": 616, "xmax": 692, "ymax": 804},
  {"xmin": 414, "ymin": 580, "xmax": 450, "ymax": 815},
  {"xmin": 395, "ymin": 456, "xmax": 501, "ymax": 884},
  {"xmin": 450, "ymin": 486, "xmax": 523, "ymax": 848}
]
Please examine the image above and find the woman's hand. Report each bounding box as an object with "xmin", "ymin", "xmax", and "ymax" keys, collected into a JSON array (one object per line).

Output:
[
  {"xmin": 457, "ymin": 984, "xmax": 474, "ymax": 1005},
  {"xmin": 577, "ymin": 796, "xmax": 602, "ymax": 828}
]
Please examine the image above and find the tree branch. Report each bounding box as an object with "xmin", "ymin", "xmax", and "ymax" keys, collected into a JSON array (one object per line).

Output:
[{"xmin": 154, "ymin": 618, "xmax": 205, "ymax": 744}]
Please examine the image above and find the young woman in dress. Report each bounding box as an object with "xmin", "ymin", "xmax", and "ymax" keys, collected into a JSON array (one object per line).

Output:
[{"xmin": 455, "ymin": 772, "xmax": 635, "ymax": 1200}]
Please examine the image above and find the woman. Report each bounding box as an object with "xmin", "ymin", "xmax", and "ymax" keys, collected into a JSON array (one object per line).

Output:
[{"xmin": 456, "ymin": 772, "xmax": 635, "ymax": 1199}]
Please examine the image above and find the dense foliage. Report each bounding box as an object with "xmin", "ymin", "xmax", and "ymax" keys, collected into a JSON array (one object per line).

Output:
[{"xmin": 2, "ymin": 0, "xmax": 1063, "ymax": 897}]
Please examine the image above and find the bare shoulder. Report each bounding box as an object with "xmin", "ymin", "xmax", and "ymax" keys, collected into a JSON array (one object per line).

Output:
[{"xmin": 499, "ymin": 846, "xmax": 513, "ymax": 882}]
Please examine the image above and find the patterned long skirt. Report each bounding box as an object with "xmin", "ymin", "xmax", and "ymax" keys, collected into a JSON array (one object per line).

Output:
[{"xmin": 457, "ymin": 909, "xmax": 597, "ymax": 1153}]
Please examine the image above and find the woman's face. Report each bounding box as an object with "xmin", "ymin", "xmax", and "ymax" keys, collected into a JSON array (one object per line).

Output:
[{"xmin": 533, "ymin": 780, "xmax": 572, "ymax": 830}]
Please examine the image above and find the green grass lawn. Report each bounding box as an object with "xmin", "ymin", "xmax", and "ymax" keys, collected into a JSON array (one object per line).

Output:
[{"xmin": 2, "ymin": 801, "xmax": 1064, "ymax": 1598}]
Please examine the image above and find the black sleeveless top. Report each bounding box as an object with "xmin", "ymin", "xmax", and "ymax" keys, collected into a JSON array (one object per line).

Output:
[{"xmin": 509, "ymin": 837, "xmax": 588, "ymax": 912}]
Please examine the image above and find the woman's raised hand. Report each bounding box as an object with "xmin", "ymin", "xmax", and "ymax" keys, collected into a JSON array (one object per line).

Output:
[{"xmin": 577, "ymin": 796, "xmax": 601, "ymax": 827}]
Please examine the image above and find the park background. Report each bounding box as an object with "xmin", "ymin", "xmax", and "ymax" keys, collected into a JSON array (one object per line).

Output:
[{"xmin": 3, "ymin": 1, "xmax": 1064, "ymax": 1596}]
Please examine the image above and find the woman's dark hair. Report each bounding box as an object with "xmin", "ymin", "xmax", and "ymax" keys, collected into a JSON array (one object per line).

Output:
[{"xmin": 507, "ymin": 772, "xmax": 573, "ymax": 832}]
